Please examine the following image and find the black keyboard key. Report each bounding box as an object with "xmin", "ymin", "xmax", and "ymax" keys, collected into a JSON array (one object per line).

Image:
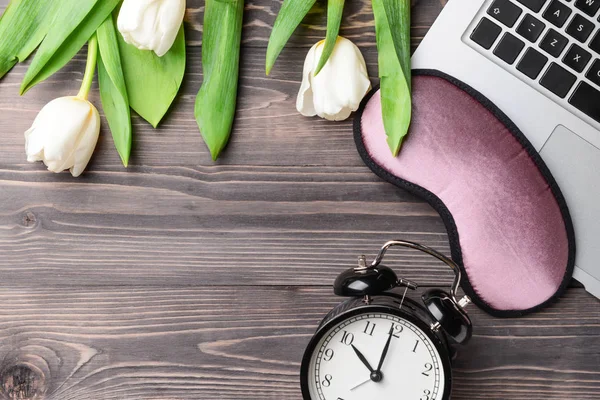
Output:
[
  {"xmin": 575, "ymin": 0, "xmax": 600, "ymax": 17},
  {"xmin": 543, "ymin": 0, "xmax": 573, "ymax": 27},
  {"xmin": 589, "ymin": 30, "xmax": 600, "ymax": 53},
  {"xmin": 540, "ymin": 62, "xmax": 577, "ymax": 97},
  {"xmin": 563, "ymin": 43, "xmax": 592, "ymax": 71},
  {"xmin": 566, "ymin": 14, "xmax": 595, "ymax": 42},
  {"xmin": 493, "ymin": 33, "xmax": 526, "ymax": 64},
  {"xmin": 517, "ymin": 0, "xmax": 548, "ymax": 12},
  {"xmin": 517, "ymin": 48, "xmax": 549, "ymax": 78},
  {"xmin": 569, "ymin": 81, "xmax": 600, "ymax": 122},
  {"xmin": 516, "ymin": 14, "xmax": 546, "ymax": 42},
  {"xmin": 540, "ymin": 29, "xmax": 569, "ymax": 57},
  {"xmin": 585, "ymin": 59, "xmax": 600, "ymax": 85},
  {"xmin": 488, "ymin": 0, "xmax": 523, "ymax": 27},
  {"xmin": 470, "ymin": 18, "xmax": 503, "ymax": 49}
]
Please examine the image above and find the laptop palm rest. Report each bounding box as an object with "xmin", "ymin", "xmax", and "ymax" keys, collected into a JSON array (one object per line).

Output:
[{"xmin": 540, "ymin": 125, "xmax": 600, "ymax": 297}]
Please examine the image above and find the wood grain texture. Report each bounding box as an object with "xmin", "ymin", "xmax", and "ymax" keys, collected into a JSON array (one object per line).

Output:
[
  {"xmin": 0, "ymin": 0, "xmax": 451, "ymax": 287},
  {"xmin": 0, "ymin": 0, "xmax": 598, "ymax": 399},
  {"xmin": 0, "ymin": 287, "xmax": 597, "ymax": 400}
]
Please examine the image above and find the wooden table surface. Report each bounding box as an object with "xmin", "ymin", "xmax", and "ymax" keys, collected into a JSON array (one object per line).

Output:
[{"xmin": 0, "ymin": 0, "xmax": 599, "ymax": 399}]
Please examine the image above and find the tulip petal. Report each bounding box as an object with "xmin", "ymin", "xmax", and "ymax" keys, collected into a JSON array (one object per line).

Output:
[
  {"xmin": 37, "ymin": 98, "xmax": 91, "ymax": 165},
  {"xmin": 24, "ymin": 97, "xmax": 100, "ymax": 176},
  {"xmin": 156, "ymin": 0, "xmax": 186, "ymax": 57},
  {"xmin": 308, "ymin": 37, "xmax": 371, "ymax": 121},
  {"xmin": 296, "ymin": 43, "xmax": 318, "ymax": 117},
  {"xmin": 24, "ymin": 127, "xmax": 44, "ymax": 162},
  {"xmin": 70, "ymin": 105, "xmax": 101, "ymax": 177},
  {"xmin": 117, "ymin": 0, "xmax": 184, "ymax": 57}
]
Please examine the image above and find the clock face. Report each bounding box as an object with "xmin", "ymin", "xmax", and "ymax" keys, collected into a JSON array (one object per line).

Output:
[{"xmin": 306, "ymin": 312, "xmax": 447, "ymax": 400}]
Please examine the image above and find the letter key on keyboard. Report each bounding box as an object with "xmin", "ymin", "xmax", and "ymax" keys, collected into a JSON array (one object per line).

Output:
[
  {"xmin": 565, "ymin": 14, "xmax": 595, "ymax": 42},
  {"xmin": 543, "ymin": 0, "xmax": 573, "ymax": 27},
  {"xmin": 574, "ymin": 0, "xmax": 600, "ymax": 17},
  {"xmin": 540, "ymin": 29, "xmax": 569, "ymax": 57},
  {"xmin": 563, "ymin": 43, "xmax": 592, "ymax": 72}
]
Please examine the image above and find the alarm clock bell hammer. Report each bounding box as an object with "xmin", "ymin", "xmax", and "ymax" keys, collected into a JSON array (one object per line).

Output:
[
  {"xmin": 300, "ymin": 240, "xmax": 475, "ymax": 400},
  {"xmin": 334, "ymin": 240, "xmax": 473, "ymax": 345}
]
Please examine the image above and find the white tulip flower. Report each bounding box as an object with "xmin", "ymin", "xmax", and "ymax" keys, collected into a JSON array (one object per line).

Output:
[
  {"xmin": 25, "ymin": 97, "xmax": 101, "ymax": 177},
  {"xmin": 297, "ymin": 36, "xmax": 371, "ymax": 121},
  {"xmin": 117, "ymin": 0, "xmax": 186, "ymax": 57}
]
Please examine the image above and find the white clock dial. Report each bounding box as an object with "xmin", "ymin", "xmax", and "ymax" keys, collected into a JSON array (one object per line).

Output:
[{"xmin": 308, "ymin": 312, "xmax": 445, "ymax": 400}]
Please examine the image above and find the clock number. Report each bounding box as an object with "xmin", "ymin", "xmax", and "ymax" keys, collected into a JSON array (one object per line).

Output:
[
  {"xmin": 413, "ymin": 340, "xmax": 419, "ymax": 353},
  {"xmin": 322, "ymin": 374, "xmax": 333, "ymax": 387},
  {"xmin": 390, "ymin": 323, "xmax": 403, "ymax": 338},
  {"xmin": 422, "ymin": 362, "xmax": 433, "ymax": 376},
  {"xmin": 340, "ymin": 331, "xmax": 354, "ymax": 346},
  {"xmin": 421, "ymin": 389, "xmax": 431, "ymax": 400},
  {"xmin": 323, "ymin": 348, "xmax": 334, "ymax": 361},
  {"xmin": 363, "ymin": 321, "xmax": 376, "ymax": 336}
]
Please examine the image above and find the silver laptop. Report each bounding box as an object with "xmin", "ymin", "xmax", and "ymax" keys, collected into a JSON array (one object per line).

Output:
[{"xmin": 412, "ymin": 0, "xmax": 600, "ymax": 299}]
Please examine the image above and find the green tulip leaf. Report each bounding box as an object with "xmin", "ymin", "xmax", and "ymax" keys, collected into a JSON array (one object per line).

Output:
[
  {"xmin": 0, "ymin": 0, "xmax": 58, "ymax": 79},
  {"xmin": 20, "ymin": 0, "xmax": 121, "ymax": 94},
  {"xmin": 315, "ymin": 0, "xmax": 345, "ymax": 76},
  {"xmin": 266, "ymin": 0, "xmax": 316, "ymax": 75},
  {"xmin": 117, "ymin": 24, "xmax": 185, "ymax": 128},
  {"xmin": 97, "ymin": 14, "xmax": 131, "ymax": 167},
  {"xmin": 382, "ymin": 0, "xmax": 412, "ymax": 89},
  {"xmin": 372, "ymin": 0, "xmax": 412, "ymax": 156},
  {"xmin": 195, "ymin": 0, "xmax": 244, "ymax": 161}
]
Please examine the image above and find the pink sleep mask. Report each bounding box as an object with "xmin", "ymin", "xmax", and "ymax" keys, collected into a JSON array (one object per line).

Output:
[{"xmin": 354, "ymin": 70, "xmax": 575, "ymax": 317}]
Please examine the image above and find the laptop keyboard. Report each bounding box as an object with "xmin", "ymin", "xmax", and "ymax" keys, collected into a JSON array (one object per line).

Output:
[{"xmin": 468, "ymin": 0, "xmax": 600, "ymax": 124}]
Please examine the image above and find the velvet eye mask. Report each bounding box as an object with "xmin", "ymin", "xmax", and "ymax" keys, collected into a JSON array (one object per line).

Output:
[{"xmin": 354, "ymin": 69, "xmax": 575, "ymax": 318}]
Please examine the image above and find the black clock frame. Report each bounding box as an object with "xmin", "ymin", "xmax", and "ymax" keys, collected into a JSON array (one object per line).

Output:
[{"xmin": 300, "ymin": 293, "xmax": 454, "ymax": 400}]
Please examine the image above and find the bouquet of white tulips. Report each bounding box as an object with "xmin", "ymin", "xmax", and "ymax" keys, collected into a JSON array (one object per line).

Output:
[
  {"xmin": 0, "ymin": 0, "xmax": 186, "ymax": 175},
  {"xmin": 0, "ymin": 0, "xmax": 412, "ymax": 176}
]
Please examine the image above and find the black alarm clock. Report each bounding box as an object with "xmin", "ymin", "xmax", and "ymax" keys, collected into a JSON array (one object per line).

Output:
[{"xmin": 300, "ymin": 240, "xmax": 473, "ymax": 400}]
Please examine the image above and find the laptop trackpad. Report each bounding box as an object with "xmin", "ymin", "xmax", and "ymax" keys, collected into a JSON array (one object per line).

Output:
[{"xmin": 540, "ymin": 125, "xmax": 600, "ymax": 281}]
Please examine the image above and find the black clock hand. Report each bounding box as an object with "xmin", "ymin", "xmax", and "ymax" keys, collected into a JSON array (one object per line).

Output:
[
  {"xmin": 351, "ymin": 344, "xmax": 375, "ymax": 373},
  {"xmin": 376, "ymin": 326, "xmax": 394, "ymax": 372}
]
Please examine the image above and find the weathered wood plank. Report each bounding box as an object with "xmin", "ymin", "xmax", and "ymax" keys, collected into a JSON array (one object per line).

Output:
[
  {"xmin": 0, "ymin": 287, "xmax": 597, "ymax": 400},
  {"xmin": 0, "ymin": 168, "xmax": 453, "ymax": 286}
]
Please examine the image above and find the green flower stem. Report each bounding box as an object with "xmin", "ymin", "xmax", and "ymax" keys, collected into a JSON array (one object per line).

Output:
[{"xmin": 77, "ymin": 34, "xmax": 98, "ymax": 100}]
